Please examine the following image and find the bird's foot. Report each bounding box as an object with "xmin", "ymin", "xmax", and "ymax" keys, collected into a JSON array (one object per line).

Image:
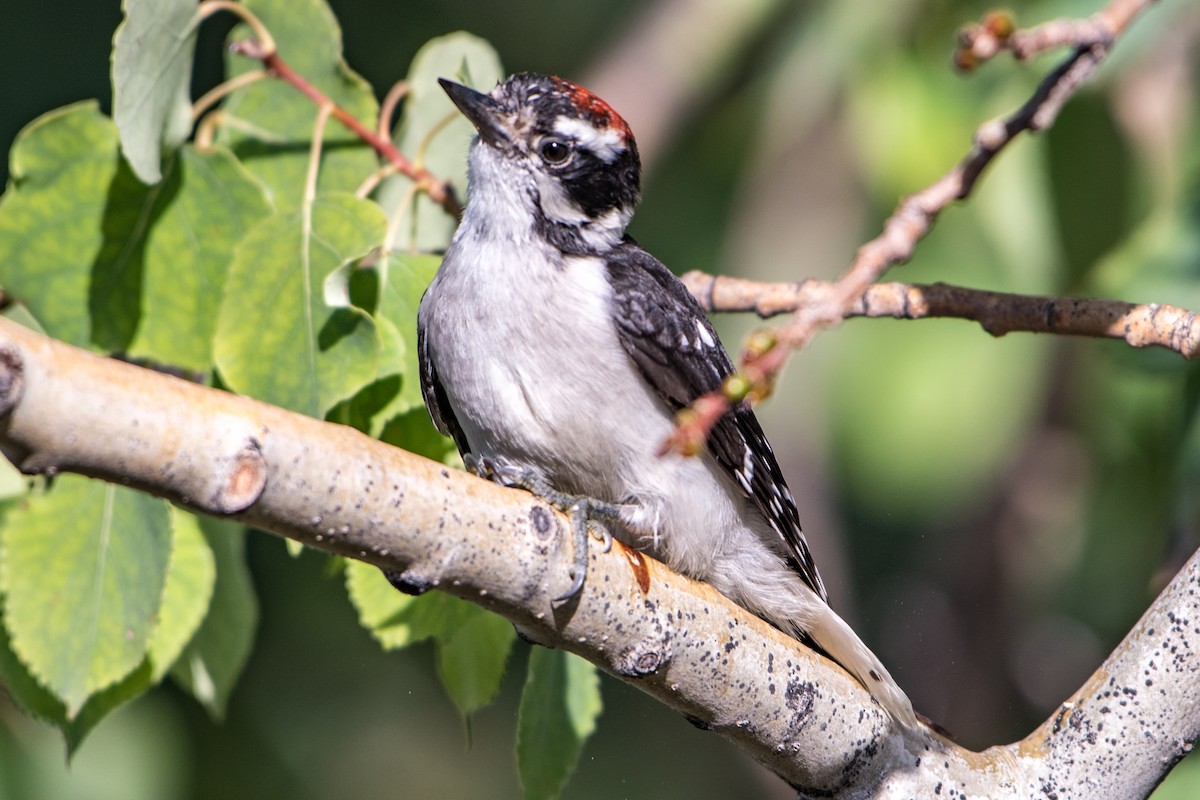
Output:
[{"xmin": 464, "ymin": 454, "xmax": 616, "ymax": 601}]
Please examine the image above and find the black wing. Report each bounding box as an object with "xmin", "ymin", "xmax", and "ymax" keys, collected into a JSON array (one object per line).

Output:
[
  {"xmin": 605, "ymin": 241, "xmax": 827, "ymax": 601},
  {"xmin": 417, "ymin": 306, "xmax": 471, "ymax": 457}
]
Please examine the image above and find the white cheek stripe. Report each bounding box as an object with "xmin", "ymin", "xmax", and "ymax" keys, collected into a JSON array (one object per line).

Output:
[
  {"xmin": 535, "ymin": 173, "xmax": 630, "ymax": 250},
  {"xmin": 554, "ymin": 116, "xmax": 625, "ymax": 163},
  {"xmin": 537, "ymin": 175, "xmax": 589, "ymax": 225}
]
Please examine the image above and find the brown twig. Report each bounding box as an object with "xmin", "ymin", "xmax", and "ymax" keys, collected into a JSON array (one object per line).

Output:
[
  {"xmin": 955, "ymin": 0, "xmax": 1155, "ymax": 68},
  {"xmin": 224, "ymin": 39, "xmax": 462, "ymax": 219},
  {"xmin": 683, "ymin": 273, "xmax": 1200, "ymax": 360},
  {"xmin": 774, "ymin": 0, "xmax": 1156, "ymax": 351},
  {"xmin": 660, "ymin": 0, "xmax": 1158, "ymax": 456},
  {"xmin": 783, "ymin": 2, "xmax": 1153, "ymax": 352},
  {"xmin": 377, "ymin": 80, "xmax": 411, "ymax": 140}
]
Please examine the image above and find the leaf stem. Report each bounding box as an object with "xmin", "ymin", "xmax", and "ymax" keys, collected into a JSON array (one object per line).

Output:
[
  {"xmin": 377, "ymin": 80, "xmax": 411, "ymax": 140},
  {"xmin": 227, "ymin": 40, "xmax": 462, "ymax": 219},
  {"xmin": 191, "ymin": 69, "xmax": 269, "ymax": 123},
  {"xmin": 195, "ymin": 1, "xmax": 276, "ymax": 54}
]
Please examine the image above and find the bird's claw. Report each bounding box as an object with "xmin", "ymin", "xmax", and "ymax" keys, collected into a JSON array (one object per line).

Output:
[
  {"xmin": 554, "ymin": 505, "xmax": 591, "ymax": 602},
  {"xmin": 463, "ymin": 455, "xmax": 619, "ymax": 601},
  {"xmin": 589, "ymin": 519, "xmax": 613, "ymax": 552},
  {"xmin": 552, "ymin": 499, "xmax": 618, "ymax": 602}
]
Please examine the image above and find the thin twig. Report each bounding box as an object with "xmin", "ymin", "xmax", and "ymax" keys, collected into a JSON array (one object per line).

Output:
[
  {"xmin": 682, "ymin": 273, "xmax": 1200, "ymax": 360},
  {"xmin": 660, "ymin": 0, "xmax": 1158, "ymax": 457},
  {"xmin": 190, "ymin": 68, "xmax": 269, "ymax": 123},
  {"xmin": 354, "ymin": 163, "xmax": 399, "ymax": 199},
  {"xmin": 302, "ymin": 104, "xmax": 333, "ymax": 209},
  {"xmin": 779, "ymin": 0, "xmax": 1156, "ymax": 351},
  {"xmin": 247, "ymin": 41, "xmax": 461, "ymax": 218},
  {"xmin": 195, "ymin": 0, "xmax": 276, "ymax": 54},
  {"xmin": 377, "ymin": 80, "xmax": 411, "ymax": 140},
  {"xmin": 956, "ymin": 0, "xmax": 1156, "ymax": 68},
  {"xmin": 194, "ymin": 2, "xmax": 460, "ymax": 215},
  {"xmin": 382, "ymin": 181, "xmax": 422, "ymax": 255},
  {"xmin": 218, "ymin": 38, "xmax": 462, "ymax": 219}
]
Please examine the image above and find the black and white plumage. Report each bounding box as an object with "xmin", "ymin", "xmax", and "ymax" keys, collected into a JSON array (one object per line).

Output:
[
  {"xmin": 418, "ymin": 73, "xmax": 916, "ymax": 727},
  {"xmin": 604, "ymin": 247, "xmax": 826, "ymax": 599}
]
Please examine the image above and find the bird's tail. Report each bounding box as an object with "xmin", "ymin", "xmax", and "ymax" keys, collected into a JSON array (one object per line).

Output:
[{"xmin": 806, "ymin": 604, "xmax": 918, "ymax": 728}]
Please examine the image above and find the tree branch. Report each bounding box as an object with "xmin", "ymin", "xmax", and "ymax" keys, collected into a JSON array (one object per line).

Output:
[
  {"xmin": 955, "ymin": 0, "xmax": 1153, "ymax": 67},
  {"xmin": 681, "ymin": 274, "xmax": 1200, "ymax": 360},
  {"xmin": 1, "ymin": 315, "xmax": 1197, "ymax": 796},
  {"xmin": 192, "ymin": 2, "xmax": 463, "ymax": 219},
  {"xmin": 774, "ymin": 0, "xmax": 1156, "ymax": 359},
  {"xmin": 658, "ymin": 0, "xmax": 1160, "ymax": 458}
]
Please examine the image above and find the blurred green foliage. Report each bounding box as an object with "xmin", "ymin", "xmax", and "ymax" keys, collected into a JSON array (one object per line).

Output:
[{"xmin": 1, "ymin": 0, "xmax": 1199, "ymax": 798}]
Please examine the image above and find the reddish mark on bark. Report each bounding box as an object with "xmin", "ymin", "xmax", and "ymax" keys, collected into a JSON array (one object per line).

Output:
[{"xmin": 618, "ymin": 541, "xmax": 651, "ymax": 595}]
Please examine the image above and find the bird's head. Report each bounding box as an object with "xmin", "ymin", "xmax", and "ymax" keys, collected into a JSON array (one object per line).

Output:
[{"xmin": 440, "ymin": 72, "xmax": 641, "ymax": 254}]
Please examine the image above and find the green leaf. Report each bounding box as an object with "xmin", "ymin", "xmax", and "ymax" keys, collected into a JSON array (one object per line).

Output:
[
  {"xmin": 345, "ymin": 560, "xmax": 473, "ymax": 650},
  {"xmin": 0, "ymin": 109, "xmax": 268, "ymax": 363},
  {"xmin": 326, "ymin": 364, "xmax": 402, "ymax": 436},
  {"xmin": 0, "ymin": 618, "xmax": 67, "ymax": 728},
  {"xmin": 170, "ymin": 518, "xmax": 257, "ymax": 720},
  {"xmin": 345, "ymin": 560, "xmax": 513, "ymax": 717},
  {"xmin": 0, "ymin": 103, "xmax": 117, "ymax": 347},
  {"xmin": 0, "ymin": 614, "xmax": 154, "ymax": 756},
  {"xmin": 378, "ymin": 407, "xmax": 457, "ymax": 464},
  {"xmin": 4, "ymin": 508, "xmax": 216, "ymax": 753},
  {"xmin": 61, "ymin": 660, "xmax": 156, "ymax": 756},
  {"xmin": 0, "ymin": 476, "xmax": 171, "ymax": 716},
  {"xmin": 86, "ymin": 161, "xmax": 173, "ymax": 354},
  {"xmin": 217, "ymin": 0, "xmax": 379, "ymax": 210},
  {"xmin": 517, "ymin": 648, "xmax": 602, "ymax": 800},
  {"xmin": 373, "ymin": 251, "xmax": 442, "ymax": 421},
  {"xmin": 7, "ymin": 101, "xmax": 117, "ymax": 187},
  {"xmin": 112, "ymin": 0, "xmax": 200, "ymax": 184},
  {"xmin": 0, "ymin": 102, "xmax": 183, "ymax": 352},
  {"xmin": 213, "ymin": 193, "xmax": 386, "ymax": 417},
  {"xmin": 0, "ymin": 454, "xmax": 27, "ymax": 503},
  {"xmin": 147, "ymin": 508, "xmax": 216, "ymax": 682},
  {"xmin": 345, "ymin": 559, "xmax": 409, "ymax": 644},
  {"xmin": 127, "ymin": 145, "xmax": 271, "ymax": 372},
  {"xmin": 376, "ymin": 32, "xmax": 503, "ymax": 250},
  {"xmin": 435, "ymin": 606, "xmax": 515, "ymax": 719},
  {"xmin": 328, "ymin": 251, "xmax": 443, "ymax": 439}
]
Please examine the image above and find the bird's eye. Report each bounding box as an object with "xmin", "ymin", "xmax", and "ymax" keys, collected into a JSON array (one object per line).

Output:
[{"xmin": 538, "ymin": 137, "xmax": 571, "ymax": 165}]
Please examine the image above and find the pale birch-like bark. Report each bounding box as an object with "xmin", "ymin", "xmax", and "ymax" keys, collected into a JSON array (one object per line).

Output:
[{"xmin": 1, "ymin": 317, "xmax": 1197, "ymax": 798}]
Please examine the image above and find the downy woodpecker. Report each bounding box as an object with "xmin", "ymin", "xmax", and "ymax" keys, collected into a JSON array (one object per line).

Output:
[{"xmin": 418, "ymin": 73, "xmax": 917, "ymax": 727}]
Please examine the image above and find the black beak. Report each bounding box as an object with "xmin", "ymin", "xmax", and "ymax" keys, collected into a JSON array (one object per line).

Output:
[{"xmin": 439, "ymin": 78, "xmax": 508, "ymax": 146}]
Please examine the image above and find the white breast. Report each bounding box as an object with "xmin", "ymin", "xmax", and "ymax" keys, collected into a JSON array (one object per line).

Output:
[
  {"xmin": 419, "ymin": 142, "xmax": 749, "ymax": 571},
  {"xmin": 422, "ymin": 226, "xmax": 654, "ymax": 494}
]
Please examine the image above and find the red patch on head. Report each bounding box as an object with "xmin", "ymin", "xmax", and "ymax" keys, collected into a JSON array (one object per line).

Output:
[{"xmin": 552, "ymin": 77, "xmax": 633, "ymax": 141}]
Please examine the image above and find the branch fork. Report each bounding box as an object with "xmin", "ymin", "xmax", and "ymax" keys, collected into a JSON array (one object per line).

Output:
[{"xmin": 662, "ymin": 0, "xmax": 1167, "ymax": 455}]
